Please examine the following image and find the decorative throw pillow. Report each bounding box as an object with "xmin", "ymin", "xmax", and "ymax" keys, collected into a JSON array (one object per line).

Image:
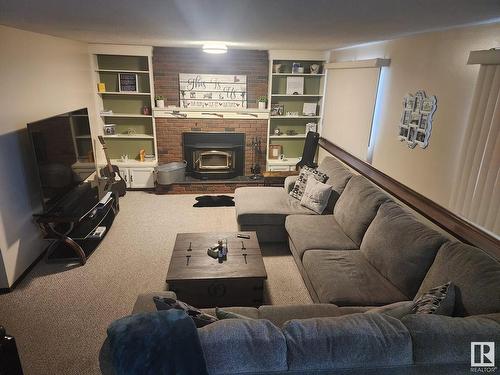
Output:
[
  {"xmin": 215, "ymin": 307, "xmax": 252, "ymax": 320},
  {"xmin": 412, "ymin": 282, "xmax": 455, "ymax": 315},
  {"xmin": 300, "ymin": 178, "xmax": 332, "ymax": 214},
  {"xmin": 289, "ymin": 166, "xmax": 328, "ymax": 201},
  {"xmin": 153, "ymin": 296, "xmax": 218, "ymax": 327}
]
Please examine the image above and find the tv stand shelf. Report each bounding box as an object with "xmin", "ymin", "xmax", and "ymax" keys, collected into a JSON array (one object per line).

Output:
[{"xmin": 36, "ymin": 189, "xmax": 119, "ymax": 265}]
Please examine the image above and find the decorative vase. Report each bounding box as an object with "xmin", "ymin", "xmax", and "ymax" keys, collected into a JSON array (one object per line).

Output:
[
  {"xmin": 156, "ymin": 99, "xmax": 165, "ymax": 108},
  {"xmin": 258, "ymin": 101, "xmax": 266, "ymax": 110}
]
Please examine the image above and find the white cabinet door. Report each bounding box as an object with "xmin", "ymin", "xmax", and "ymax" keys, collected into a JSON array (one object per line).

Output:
[
  {"xmin": 129, "ymin": 168, "xmax": 155, "ymax": 188},
  {"xmin": 120, "ymin": 168, "xmax": 131, "ymax": 188},
  {"xmin": 268, "ymin": 165, "xmax": 291, "ymax": 171}
]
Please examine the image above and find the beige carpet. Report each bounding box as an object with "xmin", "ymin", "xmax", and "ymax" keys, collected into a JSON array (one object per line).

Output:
[{"xmin": 0, "ymin": 192, "xmax": 312, "ymax": 375}]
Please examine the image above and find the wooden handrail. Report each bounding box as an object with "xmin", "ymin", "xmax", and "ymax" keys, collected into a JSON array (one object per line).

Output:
[{"xmin": 319, "ymin": 137, "xmax": 500, "ymax": 259}]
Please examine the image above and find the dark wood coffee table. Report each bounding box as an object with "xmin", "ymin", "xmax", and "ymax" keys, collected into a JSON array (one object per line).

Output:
[{"xmin": 166, "ymin": 232, "xmax": 267, "ymax": 308}]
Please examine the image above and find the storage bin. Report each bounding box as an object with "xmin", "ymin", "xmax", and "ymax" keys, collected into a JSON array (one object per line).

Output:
[{"xmin": 155, "ymin": 161, "xmax": 186, "ymax": 185}]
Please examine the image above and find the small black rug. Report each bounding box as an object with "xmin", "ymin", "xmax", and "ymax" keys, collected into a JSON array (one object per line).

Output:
[{"xmin": 193, "ymin": 195, "xmax": 235, "ymax": 207}]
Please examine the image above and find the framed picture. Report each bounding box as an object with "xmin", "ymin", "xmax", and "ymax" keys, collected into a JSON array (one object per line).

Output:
[
  {"xmin": 269, "ymin": 144, "xmax": 282, "ymax": 159},
  {"xmin": 119, "ymin": 73, "xmax": 138, "ymax": 92},
  {"xmin": 305, "ymin": 122, "xmax": 317, "ymax": 133},
  {"xmin": 416, "ymin": 131, "xmax": 426, "ymax": 143},
  {"xmin": 270, "ymin": 104, "xmax": 284, "ymax": 116},
  {"xmin": 399, "ymin": 126, "xmax": 409, "ymax": 139},
  {"xmin": 408, "ymin": 126, "xmax": 417, "ymax": 142},
  {"xmin": 303, "ymin": 103, "xmax": 317, "ymax": 116},
  {"xmin": 419, "ymin": 113, "xmax": 429, "ymax": 129},
  {"xmin": 286, "ymin": 76, "xmax": 304, "ymax": 95},
  {"xmin": 103, "ymin": 124, "xmax": 116, "ymax": 135},
  {"xmin": 401, "ymin": 110, "xmax": 411, "ymax": 126}
]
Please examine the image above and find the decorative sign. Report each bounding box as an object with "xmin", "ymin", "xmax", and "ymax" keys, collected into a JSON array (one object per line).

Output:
[
  {"xmin": 118, "ymin": 73, "xmax": 138, "ymax": 92},
  {"xmin": 398, "ymin": 90, "xmax": 437, "ymax": 149},
  {"xmin": 179, "ymin": 74, "xmax": 247, "ymax": 109}
]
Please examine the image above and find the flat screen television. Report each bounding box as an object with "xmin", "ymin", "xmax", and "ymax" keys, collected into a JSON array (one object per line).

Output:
[{"xmin": 27, "ymin": 108, "xmax": 97, "ymax": 213}]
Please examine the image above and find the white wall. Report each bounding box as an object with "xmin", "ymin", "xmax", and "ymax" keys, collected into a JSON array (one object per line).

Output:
[
  {"xmin": 326, "ymin": 22, "xmax": 500, "ymax": 211},
  {"xmin": 0, "ymin": 26, "xmax": 94, "ymax": 288}
]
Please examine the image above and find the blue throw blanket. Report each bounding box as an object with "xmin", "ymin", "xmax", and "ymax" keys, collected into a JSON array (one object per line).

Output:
[{"xmin": 107, "ymin": 309, "xmax": 208, "ymax": 375}]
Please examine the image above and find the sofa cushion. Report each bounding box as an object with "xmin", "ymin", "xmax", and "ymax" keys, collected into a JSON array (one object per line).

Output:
[
  {"xmin": 317, "ymin": 156, "xmax": 353, "ymax": 210},
  {"xmin": 302, "ymin": 250, "xmax": 408, "ymax": 306},
  {"xmin": 283, "ymin": 313, "xmax": 412, "ymax": 371},
  {"xmin": 258, "ymin": 304, "xmax": 346, "ymax": 327},
  {"xmin": 202, "ymin": 306, "xmax": 260, "ymax": 320},
  {"xmin": 235, "ymin": 186, "xmax": 315, "ymax": 226},
  {"xmin": 286, "ymin": 215, "xmax": 357, "ymax": 260},
  {"xmin": 198, "ymin": 319, "xmax": 287, "ymax": 374},
  {"xmin": 334, "ymin": 175, "xmax": 391, "ymax": 245},
  {"xmin": 417, "ymin": 241, "xmax": 500, "ymax": 316},
  {"xmin": 401, "ymin": 314, "xmax": 500, "ymax": 365},
  {"xmin": 360, "ymin": 202, "xmax": 447, "ymax": 298},
  {"xmin": 366, "ymin": 301, "xmax": 414, "ymax": 320}
]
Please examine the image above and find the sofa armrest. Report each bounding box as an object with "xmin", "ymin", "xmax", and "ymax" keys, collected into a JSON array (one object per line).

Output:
[
  {"xmin": 132, "ymin": 291, "xmax": 177, "ymax": 314},
  {"xmin": 284, "ymin": 175, "xmax": 298, "ymax": 193}
]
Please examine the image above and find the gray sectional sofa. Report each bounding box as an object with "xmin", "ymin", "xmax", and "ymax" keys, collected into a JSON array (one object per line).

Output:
[{"xmin": 103, "ymin": 155, "xmax": 500, "ymax": 375}]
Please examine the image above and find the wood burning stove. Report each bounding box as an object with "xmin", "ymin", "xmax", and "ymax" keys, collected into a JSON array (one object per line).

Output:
[
  {"xmin": 183, "ymin": 132, "xmax": 245, "ymax": 179},
  {"xmin": 195, "ymin": 150, "xmax": 234, "ymax": 170}
]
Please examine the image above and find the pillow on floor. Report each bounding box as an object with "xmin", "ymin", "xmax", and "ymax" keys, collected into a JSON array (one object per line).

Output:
[
  {"xmin": 154, "ymin": 296, "xmax": 218, "ymax": 327},
  {"xmin": 412, "ymin": 282, "xmax": 455, "ymax": 315},
  {"xmin": 289, "ymin": 166, "xmax": 329, "ymax": 201},
  {"xmin": 300, "ymin": 178, "xmax": 332, "ymax": 214}
]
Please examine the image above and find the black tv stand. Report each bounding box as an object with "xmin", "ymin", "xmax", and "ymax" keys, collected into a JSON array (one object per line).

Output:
[{"xmin": 35, "ymin": 182, "xmax": 119, "ymax": 265}]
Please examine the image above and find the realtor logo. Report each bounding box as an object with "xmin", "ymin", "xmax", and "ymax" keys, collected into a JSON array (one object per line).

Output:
[{"xmin": 471, "ymin": 342, "xmax": 495, "ymax": 368}]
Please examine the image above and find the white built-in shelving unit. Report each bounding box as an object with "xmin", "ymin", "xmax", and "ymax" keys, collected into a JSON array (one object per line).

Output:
[
  {"xmin": 266, "ymin": 50, "xmax": 328, "ymax": 171},
  {"xmin": 89, "ymin": 44, "xmax": 158, "ymax": 188}
]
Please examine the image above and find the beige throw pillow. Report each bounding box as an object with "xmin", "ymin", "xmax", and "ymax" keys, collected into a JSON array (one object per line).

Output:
[{"xmin": 300, "ymin": 178, "xmax": 332, "ymax": 214}]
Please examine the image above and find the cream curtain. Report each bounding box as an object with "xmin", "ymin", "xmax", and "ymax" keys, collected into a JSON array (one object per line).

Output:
[{"xmin": 450, "ymin": 56, "xmax": 500, "ymax": 236}]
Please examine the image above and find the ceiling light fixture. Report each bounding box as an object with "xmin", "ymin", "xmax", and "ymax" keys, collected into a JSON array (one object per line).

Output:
[{"xmin": 202, "ymin": 42, "xmax": 228, "ymax": 54}]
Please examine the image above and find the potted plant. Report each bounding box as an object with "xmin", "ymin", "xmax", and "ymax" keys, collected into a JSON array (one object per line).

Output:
[
  {"xmin": 257, "ymin": 96, "xmax": 267, "ymax": 110},
  {"xmin": 155, "ymin": 95, "xmax": 165, "ymax": 108}
]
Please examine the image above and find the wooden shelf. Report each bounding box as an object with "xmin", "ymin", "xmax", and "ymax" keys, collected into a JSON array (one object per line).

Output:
[
  {"xmin": 270, "ymin": 115, "xmax": 321, "ymax": 119},
  {"xmin": 271, "ymin": 94, "xmax": 323, "ymax": 97},
  {"xmin": 96, "ymin": 69, "xmax": 150, "ymax": 74},
  {"xmin": 272, "ymin": 73, "xmax": 325, "ymax": 76},
  {"xmin": 98, "ymin": 91, "xmax": 151, "ymax": 96},
  {"xmin": 267, "ymin": 157, "xmax": 301, "ymax": 165},
  {"xmin": 100, "ymin": 113, "xmax": 153, "ymax": 118},
  {"xmin": 106, "ymin": 159, "xmax": 158, "ymax": 167},
  {"xmin": 103, "ymin": 134, "xmax": 154, "ymax": 139},
  {"xmin": 270, "ymin": 135, "xmax": 306, "ymax": 139}
]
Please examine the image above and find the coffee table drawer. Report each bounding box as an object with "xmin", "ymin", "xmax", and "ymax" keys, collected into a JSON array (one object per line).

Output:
[{"xmin": 168, "ymin": 278, "xmax": 264, "ymax": 308}]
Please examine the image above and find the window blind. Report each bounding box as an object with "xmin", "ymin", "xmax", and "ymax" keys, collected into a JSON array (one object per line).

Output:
[
  {"xmin": 450, "ymin": 50, "xmax": 500, "ymax": 236},
  {"xmin": 321, "ymin": 59, "xmax": 389, "ymax": 162}
]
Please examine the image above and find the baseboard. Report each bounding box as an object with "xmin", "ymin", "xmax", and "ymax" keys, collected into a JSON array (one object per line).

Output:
[{"xmin": 0, "ymin": 248, "xmax": 47, "ymax": 294}]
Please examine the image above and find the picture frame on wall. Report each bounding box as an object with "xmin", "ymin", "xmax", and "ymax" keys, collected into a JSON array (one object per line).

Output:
[
  {"xmin": 270, "ymin": 104, "xmax": 284, "ymax": 116},
  {"xmin": 269, "ymin": 144, "xmax": 283, "ymax": 159},
  {"xmin": 118, "ymin": 73, "xmax": 138, "ymax": 92}
]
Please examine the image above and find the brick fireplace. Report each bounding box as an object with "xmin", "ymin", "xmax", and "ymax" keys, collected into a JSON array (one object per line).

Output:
[{"xmin": 153, "ymin": 47, "xmax": 268, "ymax": 176}]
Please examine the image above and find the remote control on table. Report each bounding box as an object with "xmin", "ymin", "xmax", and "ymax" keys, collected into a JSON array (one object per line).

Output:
[{"xmin": 237, "ymin": 234, "xmax": 250, "ymax": 239}]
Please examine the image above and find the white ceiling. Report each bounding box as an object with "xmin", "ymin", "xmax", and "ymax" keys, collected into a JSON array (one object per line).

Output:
[{"xmin": 1, "ymin": 0, "xmax": 499, "ymax": 50}]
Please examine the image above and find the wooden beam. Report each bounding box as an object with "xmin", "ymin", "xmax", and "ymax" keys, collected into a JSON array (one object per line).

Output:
[
  {"xmin": 325, "ymin": 58, "xmax": 391, "ymax": 70},
  {"xmin": 319, "ymin": 138, "xmax": 500, "ymax": 260}
]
